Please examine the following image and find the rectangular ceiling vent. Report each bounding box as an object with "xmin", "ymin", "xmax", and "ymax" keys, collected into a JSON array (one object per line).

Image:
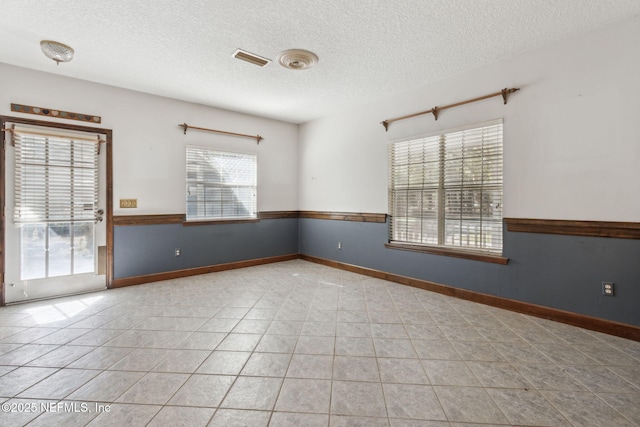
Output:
[{"xmin": 232, "ymin": 49, "xmax": 271, "ymax": 67}]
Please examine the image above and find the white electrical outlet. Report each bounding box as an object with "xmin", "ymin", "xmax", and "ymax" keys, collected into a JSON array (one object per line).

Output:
[
  {"xmin": 338, "ymin": 242, "xmax": 342, "ymax": 250},
  {"xmin": 175, "ymin": 248, "xmax": 181, "ymax": 257}
]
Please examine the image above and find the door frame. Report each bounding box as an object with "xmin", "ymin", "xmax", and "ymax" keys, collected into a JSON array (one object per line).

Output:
[{"xmin": 0, "ymin": 115, "xmax": 114, "ymax": 305}]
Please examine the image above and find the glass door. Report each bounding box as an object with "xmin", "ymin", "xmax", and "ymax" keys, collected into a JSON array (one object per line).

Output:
[{"xmin": 4, "ymin": 124, "xmax": 106, "ymax": 303}]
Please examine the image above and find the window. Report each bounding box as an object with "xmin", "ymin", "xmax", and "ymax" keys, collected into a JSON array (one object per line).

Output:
[
  {"xmin": 389, "ymin": 120, "xmax": 503, "ymax": 254},
  {"xmin": 186, "ymin": 147, "xmax": 257, "ymax": 220}
]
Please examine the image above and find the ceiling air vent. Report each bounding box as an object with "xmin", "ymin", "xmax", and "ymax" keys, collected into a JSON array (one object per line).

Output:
[{"xmin": 232, "ymin": 49, "xmax": 271, "ymax": 67}]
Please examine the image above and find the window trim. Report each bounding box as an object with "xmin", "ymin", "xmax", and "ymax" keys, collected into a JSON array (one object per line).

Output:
[
  {"xmin": 182, "ymin": 218, "xmax": 260, "ymax": 226},
  {"xmin": 385, "ymin": 241, "xmax": 509, "ymax": 264},
  {"xmin": 388, "ymin": 119, "xmax": 505, "ymax": 259}
]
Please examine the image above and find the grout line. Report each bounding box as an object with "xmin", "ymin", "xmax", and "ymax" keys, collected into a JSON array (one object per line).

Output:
[{"xmin": 1, "ymin": 261, "xmax": 639, "ymax": 425}]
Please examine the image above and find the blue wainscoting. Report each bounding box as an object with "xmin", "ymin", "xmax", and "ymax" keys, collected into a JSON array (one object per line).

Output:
[
  {"xmin": 114, "ymin": 218, "xmax": 298, "ymax": 279},
  {"xmin": 298, "ymin": 217, "xmax": 640, "ymax": 327}
]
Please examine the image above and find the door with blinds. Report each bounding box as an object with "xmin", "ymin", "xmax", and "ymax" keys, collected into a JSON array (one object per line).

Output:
[{"xmin": 4, "ymin": 124, "xmax": 107, "ymax": 303}]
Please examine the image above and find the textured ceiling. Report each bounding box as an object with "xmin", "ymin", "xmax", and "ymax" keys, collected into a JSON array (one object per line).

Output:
[{"xmin": 2, "ymin": 1, "xmax": 640, "ymax": 123}]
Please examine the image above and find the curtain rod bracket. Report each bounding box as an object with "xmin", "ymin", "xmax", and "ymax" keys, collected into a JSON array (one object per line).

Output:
[
  {"xmin": 432, "ymin": 107, "xmax": 439, "ymax": 121},
  {"xmin": 501, "ymin": 87, "xmax": 519, "ymax": 104}
]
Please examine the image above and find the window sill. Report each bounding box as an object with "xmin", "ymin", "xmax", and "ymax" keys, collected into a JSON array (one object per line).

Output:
[
  {"xmin": 183, "ymin": 217, "xmax": 259, "ymax": 226},
  {"xmin": 385, "ymin": 242, "xmax": 509, "ymax": 265}
]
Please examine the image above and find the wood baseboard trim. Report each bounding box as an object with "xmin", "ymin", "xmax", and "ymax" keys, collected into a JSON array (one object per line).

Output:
[
  {"xmin": 299, "ymin": 254, "xmax": 640, "ymax": 342},
  {"xmin": 111, "ymin": 254, "xmax": 299, "ymax": 288},
  {"xmin": 385, "ymin": 242, "xmax": 509, "ymax": 265},
  {"xmin": 109, "ymin": 250, "xmax": 639, "ymax": 341}
]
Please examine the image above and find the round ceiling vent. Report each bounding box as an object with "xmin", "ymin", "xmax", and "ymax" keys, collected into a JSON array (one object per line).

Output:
[{"xmin": 276, "ymin": 49, "xmax": 318, "ymax": 70}]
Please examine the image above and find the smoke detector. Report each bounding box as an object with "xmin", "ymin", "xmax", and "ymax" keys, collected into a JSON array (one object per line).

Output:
[{"xmin": 276, "ymin": 49, "xmax": 318, "ymax": 70}]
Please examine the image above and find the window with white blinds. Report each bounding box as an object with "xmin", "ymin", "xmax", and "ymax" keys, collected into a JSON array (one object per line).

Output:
[
  {"xmin": 186, "ymin": 147, "xmax": 257, "ymax": 220},
  {"xmin": 389, "ymin": 120, "xmax": 503, "ymax": 254},
  {"xmin": 13, "ymin": 127, "xmax": 99, "ymax": 225}
]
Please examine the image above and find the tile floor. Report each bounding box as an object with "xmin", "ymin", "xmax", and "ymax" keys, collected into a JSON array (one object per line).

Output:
[{"xmin": 0, "ymin": 259, "xmax": 639, "ymax": 426}]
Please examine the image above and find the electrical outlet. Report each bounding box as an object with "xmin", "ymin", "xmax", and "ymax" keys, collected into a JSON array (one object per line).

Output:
[
  {"xmin": 338, "ymin": 242, "xmax": 342, "ymax": 250},
  {"xmin": 175, "ymin": 248, "xmax": 181, "ymax": 257},
  {"xmin": 602, "ymin": 281, "xmax": 614, "ymax": 296}
]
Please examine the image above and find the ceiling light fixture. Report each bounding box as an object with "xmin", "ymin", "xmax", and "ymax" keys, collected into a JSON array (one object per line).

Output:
[
  {"xmin": 40, "ymin": 40, "xmax": 74, "ymax": 65},
  {"xmin": 276, "ymin": 49, "xmax": 318, "ymax": 70}
]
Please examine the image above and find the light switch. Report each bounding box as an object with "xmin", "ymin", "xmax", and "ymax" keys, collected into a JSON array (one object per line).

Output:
[{"xmin": 120, "ymin": 199, "xmax": 138, "ymax": 208}]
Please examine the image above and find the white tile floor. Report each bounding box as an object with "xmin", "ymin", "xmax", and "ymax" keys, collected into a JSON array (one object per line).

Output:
[{"xmin": 0, "ymin": 259, "xmax": 639, "ymax": 426}]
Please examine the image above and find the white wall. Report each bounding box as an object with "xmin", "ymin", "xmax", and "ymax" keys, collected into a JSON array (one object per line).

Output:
[
  {"xmin": 298, "ymin": 16, "xmax": 640, "ymax": 221},
  {"xmin": 0, "ymin": 64, "xmax": 299, "ymax": 215},
  {"xmin": 3, "ymin": 15, "xmax": 640, "ymax": 221}
]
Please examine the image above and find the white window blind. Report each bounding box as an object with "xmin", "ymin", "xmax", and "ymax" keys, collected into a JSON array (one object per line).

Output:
[
  {"xmin": 186, "ymin": 147, "xmax": 257, "ymax": 220},
  {"xmin": 13, "ymin": 126, "xmax": 99, "ymax": 225},
  {"xmin": 389, "ymin": 121, "xmax": 503, "ymax": 253}
]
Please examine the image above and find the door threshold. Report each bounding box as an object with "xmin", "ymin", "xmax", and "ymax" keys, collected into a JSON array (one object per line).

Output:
[{"xmin": 4, "ymin": 287, "xmax": 108, "ymax": 306}]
